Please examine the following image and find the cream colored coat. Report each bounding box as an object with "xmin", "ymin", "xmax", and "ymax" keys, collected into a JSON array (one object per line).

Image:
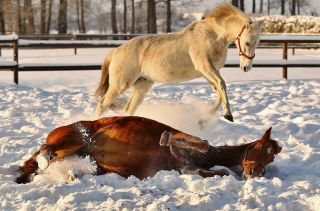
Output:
[{"xmin": 95, "ymin": 4, "xmax": 263, "ymax": 122}]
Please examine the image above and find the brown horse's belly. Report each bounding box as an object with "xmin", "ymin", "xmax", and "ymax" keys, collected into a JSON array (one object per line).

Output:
[
  {"xmin": 92, "ymin": 141, "xmax": 178, "ymax": 179},
  {"xmin": 91, "ymin": 119, "xmax": 180, "ymax": 179}
]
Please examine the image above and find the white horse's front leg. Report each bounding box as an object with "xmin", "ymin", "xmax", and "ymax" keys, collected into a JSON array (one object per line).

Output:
[
  {"xmin": 209, "ymin": 84, "xmax": 221, "ymax": 114},
  {"xmin": 200, "ymin": 68, "xmax": 233, "ymax": 121},
  {"xmin": 216, "ymin": 77, "xmax": 234, "ymax": 122}
]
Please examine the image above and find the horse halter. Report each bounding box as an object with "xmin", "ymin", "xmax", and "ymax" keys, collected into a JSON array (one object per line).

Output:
[
  {"xmin": 236, "ymin": 25, "xmax": 255, "ymax": 60},
  {"xmin": 241, "ymin": 142, "xmax": 266, "ymax": 178}
]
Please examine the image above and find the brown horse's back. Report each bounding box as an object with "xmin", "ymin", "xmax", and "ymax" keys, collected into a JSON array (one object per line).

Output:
[{"xmin": 92, "ymin": 116, "xmax": 181, "ymax": 179}]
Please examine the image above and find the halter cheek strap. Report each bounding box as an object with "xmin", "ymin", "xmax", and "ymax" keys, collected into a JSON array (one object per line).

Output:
[{"xmin": 236, "ymin": 25, "xmax": 255, "ymax": 60}]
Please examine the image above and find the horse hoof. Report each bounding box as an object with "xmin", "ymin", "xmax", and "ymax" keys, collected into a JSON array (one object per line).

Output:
[{"xmin": 224, "ymin": 115, "xmax": 234, "ymax": 122}]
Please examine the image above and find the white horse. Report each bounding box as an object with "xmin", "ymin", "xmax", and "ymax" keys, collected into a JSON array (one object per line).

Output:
[{"xmin": 95, "ymin": 3, "xmax": 263, "ymax": 122}]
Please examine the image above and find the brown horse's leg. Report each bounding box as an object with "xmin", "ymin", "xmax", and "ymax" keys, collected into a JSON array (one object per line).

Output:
[
  {"xmin": 180, "ymin": 166, "xmax": 229, "ymax": 178},
  {"xmin": 160, "ymin": 131, "xmax": 209, "ymax": 153},
  {"xmin": 16, "ymin": 150, "xmax": 40, "ymax": 184}
]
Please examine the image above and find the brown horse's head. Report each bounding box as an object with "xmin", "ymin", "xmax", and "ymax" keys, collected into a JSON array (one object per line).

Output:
[
  {"xmin": 241, "ymin": 127, "xmax": 282, "ymax": 179},
  {"xmin": 37, "ymin": 121, "xmax": 97, "ymax": 168}
]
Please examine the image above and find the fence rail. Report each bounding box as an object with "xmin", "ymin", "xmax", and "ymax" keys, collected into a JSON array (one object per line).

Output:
[{"xmin": 1, "ymin": 33, "xmax": 320, "ymax": 84}]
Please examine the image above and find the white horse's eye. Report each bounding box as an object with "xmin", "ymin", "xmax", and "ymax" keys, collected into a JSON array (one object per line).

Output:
[{"xmin": 245, "ymin": 42, "xmax": 250, "ymax": 46}]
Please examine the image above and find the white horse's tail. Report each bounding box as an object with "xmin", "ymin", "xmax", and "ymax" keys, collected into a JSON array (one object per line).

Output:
[{"xmin": 94, "ymin": 49, "xmax": 114, "ymax": 100}]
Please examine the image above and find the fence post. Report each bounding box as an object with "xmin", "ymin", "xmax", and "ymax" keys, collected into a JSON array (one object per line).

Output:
[
  {"xmin": 282, "ymin": 42, "xmax": 288, "ymax": 79},
  {"xmin": 72, "ymin": 33, "xmax": 77, "ymax": 55},
  {"xmin": 13, "ymin": 38, "xmax": 19, "ymax": 84}
]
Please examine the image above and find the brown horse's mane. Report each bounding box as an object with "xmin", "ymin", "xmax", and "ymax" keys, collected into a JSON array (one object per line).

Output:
[{"xmin": 204, "ymin": 3, "xmax": 248, "ymax": 22}]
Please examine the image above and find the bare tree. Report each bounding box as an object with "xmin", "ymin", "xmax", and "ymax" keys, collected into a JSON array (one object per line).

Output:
[
  {"xmin": 76, "ymin": 0, "xmax": 86, "ymax": 33},
  {"xmin": 166, "ymin": 0, "xmax": 171, "ymax": 32},
  {"xmin": 16, "ymin": 0, "xmax": 24, "ymax": 33},
  {"xmin": 111, "ymin": 0, "xmax": 118, "ymax": 34},
  {"xmin": 80, "ymin": 0, "xmax": 85, "ymax": 32},
  {"xmin": 291, "ymin": 0, "xmax": 296, "ymax": 15},
  {"xmin": 239, "ymin": 0, "xmax": 244, "ymax": 11},
  {"xmin": 46, "ymin": 0, "xmax": 53, "ymax": 33},
  {"xmin": 260, "ymin": 0, "xmax": 263, "ymax": 13},
  {"xmin": 231, "ymin": 0, "xmax": 238, "ymax": 7},
  {"xmin": 0, "ymin": 0, "xmax": 5, "ymax": 34},
  {"xmin": 147, "ymin": 0, "xmax": 157, "ymax": 33},
  {"xmin": 24, "ymin": 0, "xmax": 35, "ymax": 34},
  {"xmin": 280, "ymin": 0, "xmax": 285, "ymax": 15},
  {"xmin": 58, "ymin": 0, "xmax": 68, "ymax": 34},
  {"xmin": 40, "ymin": 0, "xmax": 46, "ymax": 34},
  {"xmin": 131, "ymin": 0, "xmax": 135, "ymax": 33},
  {"xmin": 252, "ymin": 0, "xmax": 256, "ymax": 13},
  {"xmin": 123, "ymin": 0, "xmax": 127, "ymax": 33},
  {"xmin": 76, "ymin": 0, "xmax": 81, "ymax": 31}
]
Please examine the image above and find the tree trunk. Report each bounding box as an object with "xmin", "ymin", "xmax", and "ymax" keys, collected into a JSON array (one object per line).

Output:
[
  {"xmin": 58, "ymin": 0, "xmax": 68, "ymax": 34},
  {"xmin": 297, "ymin": 0, "xmax": 300, "ymax": 15},
  {"xmin": 0, "ymin": 0, "xmax": 5, "ymax": 34},
  {"xmin": 291, "ymin": 0, "xmax": 296, "ymax": 15},
  {"xmin": 80, "ymin": 0, "xmax": 85, "ymax": 33},
  {"xmin": 40, "ymin": 0, "xmax": 46, "ymax": 34},
  {"xmin": 239, "ymin": 0, "xmax": 244, "ymax": 11},
  {"xmin": 252, "ymin": 0, "xmax": 256, "ymax": 13},
  {"xmin": 131, "ymin": 0, "xmax": 135, "ymax": 33},
  {"xmin": 166, "ymin": 0, "xmax": 171, "ymax": 32},
  {"xmin": 147, "ymin": 0, "xmax": 157, "ymax": 33},
  {"xmin": 46, "ymin": 0, "xmax": 53, "ymax": 33},
  {"xmin": 259, "ymin": 0, "xmax": 263, "ymax": 13},
  {"xmin": 24, "ymin": 0, "xmax": 35, "ymax": 34},
  {"xmin": 267, "ymin": 0, "xmax": 270, "ymax": 15},
  {"xmin": 123, "ymin": 0, "xmax": 127, "ymax": 33},
  {"xmin": 111, "ymin": 0, "xmax": 118, "ymax": 34},
  {"xmin": 280, "ymin": 0, "xmax": 285, "ymax": 15},
  {"xmin": 232, "ymin": 0, "xmax": 238, "ymax": 7},
  {"xmin": 16, "ymin": 0, "xmax": 23, "ymax": 33},
  {"xmin": 76, "ymin": 0, "xmax": 81, "ymax": 32}
]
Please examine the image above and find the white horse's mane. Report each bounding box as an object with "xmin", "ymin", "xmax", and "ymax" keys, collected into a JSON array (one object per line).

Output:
[{"xmin": 205, "ymin": 3, "xmax": 249, "ymax": 22}]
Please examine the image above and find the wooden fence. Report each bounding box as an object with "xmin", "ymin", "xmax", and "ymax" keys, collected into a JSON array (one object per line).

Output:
[{"xmin": 1, "ymin": 34, "xmax": 320, "ymax": 84}]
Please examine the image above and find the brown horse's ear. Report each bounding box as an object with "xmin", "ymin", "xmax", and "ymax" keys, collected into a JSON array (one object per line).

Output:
[{"xmin": 260, "ymin": 127, "xmax": 272, "ymax": 142}]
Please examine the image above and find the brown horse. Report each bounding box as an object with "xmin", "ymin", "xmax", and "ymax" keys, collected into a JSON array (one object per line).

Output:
[{"xmin": 16, "ymin": 116, "xmax": 282, "ymax": 184}]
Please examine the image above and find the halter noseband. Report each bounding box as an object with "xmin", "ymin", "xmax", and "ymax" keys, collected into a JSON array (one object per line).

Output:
[
  {"xmin": 236, "ymin": 25, "xmax": 255, "ymax": 60},
  {"xmin": 241, "ymin": 142, "xmax": 266, "ymax": 178}
]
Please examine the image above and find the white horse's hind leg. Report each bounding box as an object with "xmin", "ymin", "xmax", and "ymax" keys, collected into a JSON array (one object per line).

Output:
[
  {"xmin": 125, "ymin": 78, "xmax": 153, "ymax": 115},
  {"xmin": 95, "ymin": 88, "xmax": 122, "ymax": 116}
]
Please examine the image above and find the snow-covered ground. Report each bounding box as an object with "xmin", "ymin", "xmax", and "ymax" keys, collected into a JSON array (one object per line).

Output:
[{"xmin": 0, "ymin": 48, "xmax": 319, "ymax": 210}]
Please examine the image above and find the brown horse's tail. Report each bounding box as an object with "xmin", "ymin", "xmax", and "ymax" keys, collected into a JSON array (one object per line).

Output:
[
  {"xmin": 16, "ymin": 150, "xmax": 40, "ymax": 184},
  {"xmin": 94, "ymin": 49, "xmax": 114, "ymax": 101}
]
